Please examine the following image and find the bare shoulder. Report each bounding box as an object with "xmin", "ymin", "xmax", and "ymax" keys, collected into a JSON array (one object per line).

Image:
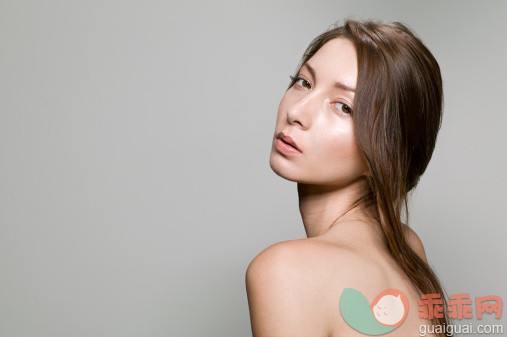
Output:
[
  {"xmin": 246, "ymin": 238, "xmax": 342, "ymax": 295},
  {"xmin": 246, "ymin": 238, "xmax": 345, "ymax": 274},
  {"xmin": 246, "ymin": 238, "xmax": 371, "ymax": 284},
  {"xmin": 245, "ymin": 228, "xmax": 432, "ymax": 336},
  {"xmin": 245, "ymin": 239, "xmax": 384, "ymax": 336},
  {"xmin": 402, "ymin": 224, "xmax": 429, "ymax": 264}
]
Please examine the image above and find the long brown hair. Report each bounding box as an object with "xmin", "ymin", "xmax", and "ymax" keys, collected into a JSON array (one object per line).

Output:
[{"xmin": 287, "ymin": 18, "xmax": 452, "ymax": 335}]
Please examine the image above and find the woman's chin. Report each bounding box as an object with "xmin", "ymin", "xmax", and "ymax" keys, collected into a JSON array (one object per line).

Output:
[{"xmin": 269, "ymin": 155, "xmax": 302, "ymax": 182}]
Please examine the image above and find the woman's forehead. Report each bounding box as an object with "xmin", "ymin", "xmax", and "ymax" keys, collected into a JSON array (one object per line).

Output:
[{"xmin": 304, "ymin": 38, "xmax": 358, "ymax": 90}]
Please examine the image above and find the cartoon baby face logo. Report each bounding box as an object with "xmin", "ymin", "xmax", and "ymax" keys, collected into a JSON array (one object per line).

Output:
[
  {"xmin": 340, "ymin": 288, "xmax": 409, "ymax": 335},
  {"xmin": 371, "ymin": 289, "xmax": 409, "ymax": 327}
]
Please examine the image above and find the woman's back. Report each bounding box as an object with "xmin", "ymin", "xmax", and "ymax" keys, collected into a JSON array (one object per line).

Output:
[{"xmin": 246, "ymin": 221, "xmax": 436, "ymax": 337}]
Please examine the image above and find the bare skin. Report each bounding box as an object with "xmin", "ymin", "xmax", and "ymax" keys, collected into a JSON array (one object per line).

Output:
[
  {"xmin": 246, "ymin": 38, "xmax": 436, "ymax": 336},
  {"xmin": 246, "ymin": 219, "xmax": 434, "ymax": 336}
]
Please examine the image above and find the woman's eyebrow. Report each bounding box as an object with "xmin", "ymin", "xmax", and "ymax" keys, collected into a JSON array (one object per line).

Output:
[{"xmin": 301, "ymin": 62, "xmax": 356, "ymax": 93}]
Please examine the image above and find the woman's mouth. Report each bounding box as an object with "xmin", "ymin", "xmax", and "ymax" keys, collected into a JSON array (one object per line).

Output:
[
  {"xmin": 275, "ymin": 132, "xmax": 302, "ymax": 155},
  {"xmin": 276, "ymin": 132, "xmax": 302, "ymax": 151}
]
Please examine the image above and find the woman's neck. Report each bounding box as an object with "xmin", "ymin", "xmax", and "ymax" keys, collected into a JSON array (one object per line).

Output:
[{"xmin": 297, "ymin": 178, "xmax": 377, "ymax": 238}]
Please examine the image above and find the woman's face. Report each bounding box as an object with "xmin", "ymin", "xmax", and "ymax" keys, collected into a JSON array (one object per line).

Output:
[{"xmin": 270, "ymin": 37, "xmax": 368, "ymax": 185}]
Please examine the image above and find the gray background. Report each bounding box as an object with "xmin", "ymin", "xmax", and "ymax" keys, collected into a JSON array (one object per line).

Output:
[{"xmin": 1, "ymin": 0, "xmax": 506, "ymax": 336}]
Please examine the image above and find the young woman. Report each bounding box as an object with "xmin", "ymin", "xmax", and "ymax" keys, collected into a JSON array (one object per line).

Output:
[{"xmin": 246, "ymin": 19, "xmax": 452, "ymax": 337}]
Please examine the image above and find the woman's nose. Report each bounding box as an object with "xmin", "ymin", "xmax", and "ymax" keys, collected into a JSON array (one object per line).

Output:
[{"xmin": 285, "ymin": 94, "xmax": 316, "ymax": 130}]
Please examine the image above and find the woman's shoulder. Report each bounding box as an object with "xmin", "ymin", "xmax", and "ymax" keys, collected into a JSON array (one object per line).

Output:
[
  {"xmin": 247, "ymin": 223, "xmax": 427, "ymax": 275},
  {"xmin": 246, "ymin": 232, "xmax": 429, "ymax": 336},
  {"xmin": 246, "ymin": 223, "xmax": 428, "ymax": 292},
  {"xmin": 247, "ymin": 237, "xmax": 380, "ymax": 278},
  {"xmin": 246, "ymin": 238, "xmax": 393, "ymax": 335}
]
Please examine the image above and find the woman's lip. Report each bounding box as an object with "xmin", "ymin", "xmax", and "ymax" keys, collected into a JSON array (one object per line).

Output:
[
  {"xmin": 275, "ymin": 138, "xmax": 302, "ymax": 156},
  {"xmin": 276, "ymin": 132, "xmax": 302, "ymax": 152}
]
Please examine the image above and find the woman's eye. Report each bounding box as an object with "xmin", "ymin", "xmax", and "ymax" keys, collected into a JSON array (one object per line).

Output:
[
  {"xmin": 334, "ymin": 102, "xmax": 353, "ymax": 115},
  {"xmin": 288, "ymin": 75, "xmax": 353, "ymax": 115},
  {"xmin": 289, "ymin": 75, "xmax": 311, "ymax": 89}
]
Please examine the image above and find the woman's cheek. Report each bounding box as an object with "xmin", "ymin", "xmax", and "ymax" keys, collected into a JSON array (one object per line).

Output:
[
  {"xmin": 330, "ymin": 131, "xmax": 355, "ymax": 160},
  {"xmin": 328, "ymin": 133, "xmax": 363, "ymax": 175}
]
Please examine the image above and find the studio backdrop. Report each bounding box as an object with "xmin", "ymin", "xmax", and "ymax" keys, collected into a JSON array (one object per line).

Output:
[{"xmin": 0, "ymin": 1, "xmax": 505, "ymax": 336}]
